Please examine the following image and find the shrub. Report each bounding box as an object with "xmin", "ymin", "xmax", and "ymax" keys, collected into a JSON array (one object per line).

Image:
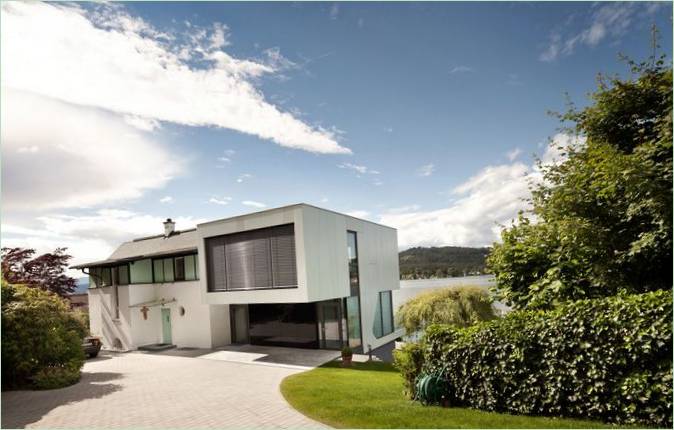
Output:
[
  {"xmin": 2, "ymin": 281, "xmax": 86, "ymax": 390},
  {"xmin": 393, "ymin": 342, "xmax": 424, "ymax": 398},
  {"xmin": 417, "ymin": 290, "xmax": 672, "ymax": 427},
  {"xmin": 32, "ymin": 364, "xmax": 82, "ymax": 390},
  {"xmin": 395, "ymin": 286, "xmax": 497, "ymax": 336}
]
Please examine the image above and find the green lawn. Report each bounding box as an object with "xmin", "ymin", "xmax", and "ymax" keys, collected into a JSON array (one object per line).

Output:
[{"xmin": 280, "ymin": 361, "xmax": 617, "ymax": 429}]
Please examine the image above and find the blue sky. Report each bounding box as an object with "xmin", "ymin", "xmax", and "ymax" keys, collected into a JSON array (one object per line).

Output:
[{"xmin": 1, "ymin": 1, "xmax": 672, "ymax": 266}]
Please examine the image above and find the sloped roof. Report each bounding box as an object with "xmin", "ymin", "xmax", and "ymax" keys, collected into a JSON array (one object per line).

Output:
[{"xmin": 71, "ymin": 229, "xmax": 198, "ymax": 269}]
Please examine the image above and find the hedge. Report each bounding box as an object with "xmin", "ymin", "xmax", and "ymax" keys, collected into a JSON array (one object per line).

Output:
[{"xmin": 412, "ymin": 290, "xmax": 672, "ymax": 427}]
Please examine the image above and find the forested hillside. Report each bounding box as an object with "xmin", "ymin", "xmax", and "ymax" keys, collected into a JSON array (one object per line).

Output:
[{"xmin": 399, "ymin": 246, "xmax": 489, "ymax": 279}]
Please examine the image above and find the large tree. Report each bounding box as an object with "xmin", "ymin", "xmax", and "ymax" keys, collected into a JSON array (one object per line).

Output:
[
  {"xmin": 487, "ymin": 52, "xmax": 672, "ymax": 310},
  {"xmin": 1, "ymin": 247, "xmax": 77, "ymax": 297}
]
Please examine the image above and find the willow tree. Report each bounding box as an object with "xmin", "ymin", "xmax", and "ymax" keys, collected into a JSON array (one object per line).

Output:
[{"xmin": 396, "ymin": 286, "xmax": 497, "ymax": 336}]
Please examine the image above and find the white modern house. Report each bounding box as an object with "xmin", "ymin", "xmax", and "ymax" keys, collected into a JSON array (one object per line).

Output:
[{"xmin": 73, "ymin": 204, "xmax": 402, "ymax": 353}]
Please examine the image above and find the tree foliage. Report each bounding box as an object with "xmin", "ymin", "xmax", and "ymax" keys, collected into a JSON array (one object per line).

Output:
[
  {"xmin": 487, "ymin": 53, "xmax": 672, "ymax": 309},
  {"xmin": 1, "ymin": 247, "xmax": 77, "ymax": 297},
  {"xmin": 395, "ymin": 286, "xmax": 496, "ymax": 336},
  {"xmin": 1, "ymin": 281, "xmax": 86, "ymax": 390}
]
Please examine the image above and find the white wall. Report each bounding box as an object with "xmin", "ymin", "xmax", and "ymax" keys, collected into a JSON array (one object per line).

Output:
[
  {"xmin": 157, "ymin": 281, "xmax": 214, "ymax": 348},
  {"xmin": 91, "ymin": 281, "xmax": 216, "ymax": 350},
  {"xmin": 88, "ymin": 286, "xmax": 134, "ymax": 350}
]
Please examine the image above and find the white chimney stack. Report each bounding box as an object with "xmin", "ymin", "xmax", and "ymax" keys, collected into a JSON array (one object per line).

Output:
[{"xmin": 163, "ymin": 218, "xmax": 175, "ymax": 237}]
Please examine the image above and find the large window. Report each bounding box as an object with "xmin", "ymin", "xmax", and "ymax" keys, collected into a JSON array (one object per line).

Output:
[
  {"xmin": 89, "ymin": 267, "xmax": 112, "ymax": 288},
  {"xmin": 373, "ymin": 290, "xmax": 395, "ymax": 338},
  {"xmin": 345, "ymin": 296, "xmax": 362, "ymax": 348},
  {"xmin": 347, "ymin": 231, "xmax": 359, "ymax": 296},
  {"xmin": 345, "ymin": 231, "xmax": 362, "ymax": 348},
  {"xmin": 206, "ymin": 224, "xmax": 297, "ymax": 292},
  {"xmin": 130, "ymin": 259, "xmax": 153, "ymax": 284},
  {"xmin": 89, "ymin": 255, "xmax": 198, "ymax": 287},
  {"xmin": 153, "ymin": 254, "xmax": 198, "ymax": 283}
]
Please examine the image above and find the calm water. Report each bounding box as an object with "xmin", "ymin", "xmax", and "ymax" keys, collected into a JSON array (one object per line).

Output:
[{"xmin": 393, "ymin": 275, "xmax": 510, "ymax": 313}]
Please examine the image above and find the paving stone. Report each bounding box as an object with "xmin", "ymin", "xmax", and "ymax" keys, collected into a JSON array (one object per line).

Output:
[{"xmin": 1, "ymin": 351, "xmax": 327, "ymax": 429}]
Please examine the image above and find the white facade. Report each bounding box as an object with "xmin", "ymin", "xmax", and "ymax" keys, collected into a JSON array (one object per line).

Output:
[{"xmin": 84, "ymin": 204, "xmax": 402, "ymax": 352}]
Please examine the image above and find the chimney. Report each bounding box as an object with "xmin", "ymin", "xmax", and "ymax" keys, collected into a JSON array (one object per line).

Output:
[{"xmin": 163, "ymin": 218, "xmax": 175, "ymax": 237}]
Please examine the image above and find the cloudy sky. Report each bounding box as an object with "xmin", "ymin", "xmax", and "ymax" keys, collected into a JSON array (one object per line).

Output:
[{"xmin": 1, "ymin": 1, "xmax": 672, "ymax": 268}]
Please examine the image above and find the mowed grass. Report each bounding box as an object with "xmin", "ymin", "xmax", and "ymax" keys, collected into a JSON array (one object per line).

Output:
[{"xmin": 280, "ymin": 361, "xmax": 617, "ymax": 429}]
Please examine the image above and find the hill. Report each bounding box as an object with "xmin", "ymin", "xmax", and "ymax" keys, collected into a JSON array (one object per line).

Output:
[{"xmin": 399, "ymin": 246, "xmax": 490, "ymax": 279}]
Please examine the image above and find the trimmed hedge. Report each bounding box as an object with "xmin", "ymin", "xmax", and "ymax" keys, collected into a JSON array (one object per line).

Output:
[{"xmin": 416, "ymin": 290, "xmax": 672, "ymax": 427}]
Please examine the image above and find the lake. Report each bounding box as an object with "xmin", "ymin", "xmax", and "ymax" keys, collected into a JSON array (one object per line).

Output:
[{"xmin": 393, "ymin": 275, "xmax": 510, "ymax": 313}]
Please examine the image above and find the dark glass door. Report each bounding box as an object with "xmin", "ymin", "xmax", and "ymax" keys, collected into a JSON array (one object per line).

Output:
[
  {"xmin": 230, "ymin": 304, "xmax": 249, "ymax": 344},
  {"xmin": 317, "ymin": 300, "xmax": 343, "ymax": 349}
]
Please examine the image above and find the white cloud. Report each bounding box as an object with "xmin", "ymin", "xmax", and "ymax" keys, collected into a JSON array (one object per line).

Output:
[
  {"xmin": 159, "ymin": 196, "xmax": 174, "ymax": 203},
  {"xmin": 237, "ymin": 173, "xmax": 253, "ymax": 183},
  {"xmin": 123, "ymin": 115, "xmax": 161, "ymax": 131},
  {"xmin": 209, "ymin": 196, "xmax": 232, "ymax": 205},
  {"xmin": 1, "ymin": 1, "xmax": 350, "ymax": 155},
  {"xmin": 417, "ymin": 163, "xmax": 435, "ymax": 177},
  {"xmin": 1, "ymin": 88, "xmax": 182, "ymax": 210},
  {"xmin": 1, "ymin": 209, "xmax": 206, "ymax": 274},
  {"xmin": 242, "ymin": 200, "xmax": 266, "ymax": 208},
  {"xmin": 449, "ymin": 65, "xmax": 473, "ymax": 74},
  {"xmin": 217, "ymin": 157, "xmax": 231, "ymax": 163},
  {"xmin": 346, "ymin": 210, "xmax": 370, "ymax": 219},
  {"xmin": 262, "ymin": 47, "xmax": 297, "ymax": 72},
  {"xmin": 539, "ymin": 2, "xmax": 662, "ymax": 62},
  {"xmin": 338, "ymin": 162, "xmax": 379, "ymax": 175},
  {"xmin": 380, "ymin": 134, "xmax": 584, "ymax": 249},
  {"xmin": 506, "ymin": 148, "xmax": 522, "ymax": 161}
]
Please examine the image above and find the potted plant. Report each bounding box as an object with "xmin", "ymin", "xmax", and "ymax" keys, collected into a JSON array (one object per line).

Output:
[{"xmin": 341, "ymin": 346, "xmax": 353, "ymax": 367}]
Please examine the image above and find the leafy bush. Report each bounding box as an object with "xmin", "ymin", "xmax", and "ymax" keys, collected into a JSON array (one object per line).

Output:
[
  {"xmin": 417, "ymin": 290, "xmax": 672, "ymax": 427},
  {"xmin": 487, "ymin": 59, "xmax": 672, "ymax": 310},
  {"xmin": 2, "ymin": 281, "xmax": 86, "ymax": 390},
  {"xmin": 393, "ymin": 342, "xmax": 424, "ymax": 398},
  {"xmin": 32, "ymin": 363, "xmax": 82, "ymax": 390},
  {"xmin": 395, "ymin": 286, "xmax": 496, "ymax": 336}
]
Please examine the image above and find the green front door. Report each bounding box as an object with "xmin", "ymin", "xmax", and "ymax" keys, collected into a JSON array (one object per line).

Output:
[{"xmin": 161, "ymin": 308, "xmax": 172, "ymax": 344}]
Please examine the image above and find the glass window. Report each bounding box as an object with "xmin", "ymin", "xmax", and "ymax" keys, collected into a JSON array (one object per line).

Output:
[
  {"xmin": 153, "ymin": 259, "xmax": 164, "ymax": 283},
  {"xmin": 100, "ymin": 267, "xmax": 112, "ymax": 287},
  {"xmin": 373, "ymin": 294, "xmax": 383, "ymax": 338},
  {"xmin": 346, "ymin": 296, "xmax": 361, "ymax": 348},
  {"xmin": 373, "ymin": 291, "xmax": 394, "ymax": 338},
  {"xmin": 185, "ymin": 255, "xmax": 196, "ymax": 280},
  {"xmin": 381, "ymin": 291, "xmax": 393, "ymax": 335},
  {"xmin": 175, "ymin": 257, "xmax": 185, "ymax": 281},
  {"xmin": 89, "ymin": 267, "xmax": 99, "ymax": 288},
  {"xmin": 163, "ymin": 257, "xmax": 174, "ymax": 282},
  {"xmin": 130, "ymin": 259, "xmax": 153, "ymax": 283},
  {"xmin": 117, "ymin": 265, "xmax": 129, "ymax": 285},
  {"xmin": 347, "ymin": 231, "xmax": 359, "ymax": 296}
]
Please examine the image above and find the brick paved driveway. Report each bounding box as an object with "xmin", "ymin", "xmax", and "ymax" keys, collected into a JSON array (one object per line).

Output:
[{"xmin": 1, "ymin": 351, "xmax": 327, "ymax": 428}]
